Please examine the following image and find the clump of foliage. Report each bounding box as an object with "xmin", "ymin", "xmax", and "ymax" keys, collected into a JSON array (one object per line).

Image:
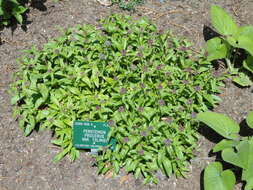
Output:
[
  {"xmin": 111, "ymin": 0, "xmax": 143, "ymax": 10},
  {"xmin": 197, "ymin": 111, "xmax": 253, "ymax": 190},
  {"xmin": 206, "ymin": 5, "xmax": 253, "ymax": 87},
  {"xmin": 11, "ymin": 14, "xmax": 225, "ymax": 183},
  {"xmin": 0, "ymin": 0, "xmax": 27, "ymax": 27}
]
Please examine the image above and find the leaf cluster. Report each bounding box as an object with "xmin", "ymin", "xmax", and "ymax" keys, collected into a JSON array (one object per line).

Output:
[
  {"xmin": 197, "ymin": 111, "xmax": 253, "ymax": 190},
  {"xmin": 11, "ymin": 14, "xmax": 224, "ymax": 183},
  {"xmin": 206, "ymin": 5, "xmax": 253, "ymax": 87},
  {"xmin": 0, "ymin": 0, "xmax": 27, "ymax": 27}
]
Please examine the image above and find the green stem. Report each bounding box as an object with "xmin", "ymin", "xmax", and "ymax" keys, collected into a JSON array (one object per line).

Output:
[{"xmin": 225, "ymin": 58, "xmax": 233, "ymax": 73}]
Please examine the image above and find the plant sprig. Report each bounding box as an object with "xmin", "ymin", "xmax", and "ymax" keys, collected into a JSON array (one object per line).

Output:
[
  {"xmin": 0, "ymin": 0, "xmax": 27, "ymax": 26},
  {"xmin": 197, "ymin": 111, "xmax": 253, "ymax": 190},
  {"xmin": 206, "ymin": 5, "xmax": 253, "ymax": 87}
]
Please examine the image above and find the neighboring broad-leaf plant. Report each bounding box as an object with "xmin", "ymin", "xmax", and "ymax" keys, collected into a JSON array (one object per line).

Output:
[
  {"xmin": 197, "ymin": 111, "xmax": 253, "ymax": 190},
  {"xmin": 0, "ymin": 0, "xmax": 27, "ymax": 26},
  {"xmin": 206, "ymin": 5, "xmax": 253, "ymax": 87},
  {"xmin": 11, "ymin": 14, "xmax": 225, "ymax": 184}
]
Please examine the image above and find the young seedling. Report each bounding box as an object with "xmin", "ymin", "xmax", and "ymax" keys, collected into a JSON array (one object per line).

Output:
[
  {"xmin": 197, "ymin": 111, "xmax": 253, "ymax": 190},
  {"xmin": 206, "ymin": 5, "xmax": 253, "ymax": 87}
]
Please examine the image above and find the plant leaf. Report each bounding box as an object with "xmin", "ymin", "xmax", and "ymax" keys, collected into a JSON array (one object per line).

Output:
[
  {"xmin": 204, "ymin": 162, "xmax": 236, "ymax": 190},
  {"xmin": 206, "ymin": 37, "xmax": 227, "ymax": 61},
  {"xmin": 211, "ymin": 5, "xmax": 238, "ymax": 36},
  {"xmin": 12, "ymin": 6, "xmax": 27, "ymax": 24},
  {"xmin": 242, "ymin": 167, "xmax": 253, "ymax": 190},
  {"xmin": 113, "ymin": 160, "xmax": 120, "ymax": 174},
  {"xmin": 134, "ymin": 167, "xmax": 141, "ymax": 179},
  {"xmin": 197, "ymin": 112, "xmax": 240, "ymax": 139},
  {"xmin": 243, "ymin": 55, "xmax": 253, "ymax": 74},
  {"xmin": 91, "ymin": 66, "xmax": 99, "ymax": 88},
  {"xmin": 233, "ymin": 73, "xmax": 252, "ymax": 87},
  {"xmin": 236, "ymin": 35, "xmax": 253, "ymax": 56},
  {"xmin": 141, "ymin": 107, "xmax": 156, "ymax": 121},
  {"xmin": 24, "ymin": 115, "xmax": 36, "ymax": 136},
  {"xmin": 246, "ymin": 111, "xmax": 253, "ymax": 129},
  {"xmin": 162, "ymin": 157, "xmax": 172, "ymax": 177},
  {"xmin": 69, "ymin": 87, "xmax": 80, "ymax": 95},
  {"xmin": 222, "ymin": 140, "xmax": 249, "ymax": 169},
  {"xmin": 244, "ymin": 177, "xmax": 253, "ymax": 190},
  {"xmin": 212, "ymin": 139, "xmax": 239, "ymax": 153},
  {"xmin": 238, "ymin": 25, "xmax": 253, "ymax": 41},
  {"xmin": 38, "ymin": 84, "xmax": 49, "ymax": 99},
  {"xmin": 241, "ymin": 138, "xmax": 253, "ymax": 190},
  {"xmin": 53, "ymin": 148, "xmax": 69, "ymax": 162},
  {"xmin": 227, "ymin": 34, "xmax": 253, "ymax": 56},
  {"xmin": 11, "ymin": 95, "xmax": 20, "ymax": 105}
]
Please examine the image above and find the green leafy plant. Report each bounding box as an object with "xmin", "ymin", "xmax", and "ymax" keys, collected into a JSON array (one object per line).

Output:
[
  {"xmin": 0, "ymin": 0, "xmax": 27, "ymax": 26},
  {"xmin": 197, "ymin": 111, "xmax": 253, "ymax": 190},
  {"xmin": 206, "ymin": 5, "xmax": 253, "ymax": 87},
  {"xmin": 111, "ymin": 0, "xmax": 143, "ymax": 10},
  {"xmin": 11, "ymin": 14, "xmax": 225, "ymax": 183}
]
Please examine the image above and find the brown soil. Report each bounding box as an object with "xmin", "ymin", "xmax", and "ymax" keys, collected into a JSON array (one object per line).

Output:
[{"xmin": 1, "ymin": 0, "xmax": 253, "ymax": 190}]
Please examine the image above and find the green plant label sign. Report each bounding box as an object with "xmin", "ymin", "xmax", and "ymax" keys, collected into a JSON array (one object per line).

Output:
[{"xmin": 73, "ymin": 120, "xmax": 116, "ymax": 150}]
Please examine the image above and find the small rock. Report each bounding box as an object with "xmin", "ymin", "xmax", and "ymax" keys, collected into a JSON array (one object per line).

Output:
[{"xmin": 97, "ymin": 0, "xmax": 112, "ymax": 6}]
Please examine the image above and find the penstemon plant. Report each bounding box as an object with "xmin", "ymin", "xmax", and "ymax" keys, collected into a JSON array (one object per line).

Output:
[
  {"xmin": 197, "ymin": 111, "xmax": 253, "ymax": 190},
  {"xmin": 206, "ymin": 5, "xmax": 253, "ymax": 87},
  {"xmin": 11, "ymin": 14, "xmax": 225, "ymax": 183}
]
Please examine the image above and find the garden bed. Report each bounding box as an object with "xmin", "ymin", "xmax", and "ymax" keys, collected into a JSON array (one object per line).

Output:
[{"xmin": 1, "ymin": 0, "xmax": 253, "ymax": 190}]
